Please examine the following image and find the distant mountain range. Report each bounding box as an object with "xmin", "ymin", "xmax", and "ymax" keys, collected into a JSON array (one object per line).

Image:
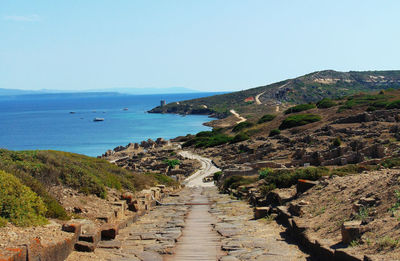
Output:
[{"xmin": 0, "ymin": 87, "xmax": 200, "ymax": 96}]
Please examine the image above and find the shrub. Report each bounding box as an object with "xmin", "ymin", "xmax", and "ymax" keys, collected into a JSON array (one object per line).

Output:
[
  {"xmin": 381, "ymin": 157, "xmax": 400, "ymax": 168},
  {"xmin": 232, "ymin": 121, "xmax": 254, "ymax": 132},
  {"xmin": 223, "ymin": 176, "xmax": 257, "ymax": 190},
  {"xmin": 257, "ymin": 114, "xmax": 276, "ymax": 124},
  {"xmin": 194, "ymin": 134, "xmax": 233, "ymax": 148},
  {"xmin": 259, "ymin": 167, "xmax": 328, "ymax": 189},
  {"xmin": 213, "ymin": 171, "xmax": 222, "ymax": 181},
  {"xmin": 332, "ymin": 137, "xmax": 342, "ymax": 147},
  {"xmin": 338, "ymin": 93, "xmax": 391, "ymax": 112},
  {"xmin": 0, "ymin": 170, "xmax": 47, "ymax": 226},
  {"xmin": 231, "ymin": 132, "xmax": 249, "ymax": 143},
  {"xmin": 316, "ymin": 98, "xmax": 336, "ymax": 109},
  {"xmin": 163, "ymin": 159, "xmax": 180, "ymax": 168},
  {"xmin": 0, "ymin": 217, "xmax": 7, "ymax": 227},
  {"xmin": 386, "ymin": 100, "xmax": 400, "ymax": 109},
  {"xmin": 269, "ymin": 129, "xmax": 281, "ymax": 137},
  {"xmin": 259, "ymin": 168, "xmax": 272, "ymax": 179},
  {"xmin": 279, "ymin": 114, "xmax": 321, "ymax": 130},
  {"xmin": 183, "ymin": 130, "xmax": 233, "ymax": 148},
  {"xmin": 284, "ymin": 103, "xmax": 316, "ymax": 114},
  {"xmin": 146, "ymin": 173, "xmax": 179, "ymax": 188}
]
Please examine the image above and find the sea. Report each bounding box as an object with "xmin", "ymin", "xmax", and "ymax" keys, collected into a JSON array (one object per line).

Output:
[{"xmin": 0, "ymin": 92, "xmax": 221, "ymax": 157}]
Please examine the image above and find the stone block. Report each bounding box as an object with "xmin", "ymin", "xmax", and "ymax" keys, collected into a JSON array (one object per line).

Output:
[
  {"xmin": 62, "ymin": 222, "xmax": 82, "ymax": 234},
  {"xmin": 101, "ymin": 224, "xmax": 118, "ymax": 240},
  {"xmin": 296, "ymin": 179, "xmax": 318, "ymax": 194},
  {"xmin": 341, "ymin": 221, "xmax": 363, "ymax": 244},
  {"xmin": 79, "ymin": 231, "xmax": 100, "ymax": 244},
  {"xmin": 74, "ymin": 241, "xmax": 95, "ymax": 252},
  {"xmin": 253, "ymin": 207, "xmax": 270, "ymax": 220}
]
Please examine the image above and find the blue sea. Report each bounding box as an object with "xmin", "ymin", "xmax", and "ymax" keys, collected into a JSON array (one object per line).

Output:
[{"xmin": 0, "ymin": 92, "xmax": 219, "ymax": 156}]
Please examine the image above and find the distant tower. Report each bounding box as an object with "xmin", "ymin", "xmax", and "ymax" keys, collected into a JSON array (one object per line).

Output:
[{"xmin": 160, "ymin": 100, "xmax": 166, "ymax": 107}]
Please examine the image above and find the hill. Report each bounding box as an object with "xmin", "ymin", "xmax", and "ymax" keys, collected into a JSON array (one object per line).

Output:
[
  {"xmin": 148, "ymin": 70, "xmax": 400, "ymax": 118},
  {"xmin": 0, "ymin": 149, "xmax": 176, "ymax": 225}
]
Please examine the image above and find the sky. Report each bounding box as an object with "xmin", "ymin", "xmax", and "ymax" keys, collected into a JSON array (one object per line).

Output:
[{"xmin": 0, "ymin": 0, "xmax": 399, "ymax": 92}]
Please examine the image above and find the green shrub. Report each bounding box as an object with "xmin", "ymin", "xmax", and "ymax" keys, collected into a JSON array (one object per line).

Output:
[
  {"xmin": 213, "ymin": 171, "xmax": 222, "ymax": 181},
  {"xmin": 386, "ymin": 100, "xmax": 400, "ymax": 109},
  {"xmin": 329, "ymin": 164, "xmax": 377, "ymax": 177},
  {"xmin": 196, "ymin": 131, "xmax": 215, "ymax": 137},
  {"xmin": 183, "ymin": 130, "xmax": 233, "ymax": 148},
  {"xmin": 332, "ymin": 137, "xmax": 342, "ymax": 147},
  {"xmin": 259, "ymin": 167, "xmax": 328, "ymax": 189},
  {"xmin": 259, "ymin": 168, "xmax": 272, "ymax": 179},
  {"xmin": 269, "ymin": 129, "xmax": 281, "ymax": 137},
  {"xmin": 316, "ymin": 98, "xmax": 336, "ymax": 109},
  {"xmin": 381, "ymin": 158, "xmax": 400, "ymax": 168},
  {"xmin": 163, "ymin": 159, "xmax": 180, "ymax": 168},
  {"xmin": 338, "ymin": 93, "xmax": 391, "ymax": 112},
  {"xmin": 223, "ymin": 176, "xmax": 257, "ymax": 190},
  {"xmin": 232, "ymin": 121, "xmax": 254, "ymax": 132},
  {"xmin": 257, "ymin": 114, "xmax": 276, "ymax": 124},
  {"xmin": 0, "ymin": 217, "xmax": 7, "ymax": 227},
  {"xmin": 284, "ymin": 103, "xmax": 316, "ymax": 114},
  {"xmin": 279, "ymin": 114, "xmax": 321, "ymax": 130},
  {"xmin": 231, "ymin": 132, "xmax": 249, "ymax": 143},
  {"xmin": 0, "ymin": 170, "xmax": 47, "ymax": 226},
  {"xmin": 259, "ymin": 184, "xmax": 276, "ymax": 196},
  {"xmin": 146, "ymin": 173, "xmax": 179, "ymax": 188}
]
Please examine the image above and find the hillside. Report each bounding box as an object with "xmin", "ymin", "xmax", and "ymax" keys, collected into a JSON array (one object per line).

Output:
[
  {"xmin": 0, "ymin": 149, "xmax": 177, "ymax": 225},
  {"xmin": 148, "ymin": 70, "xmax": 400, "ymax": 118},
  {"xmin": 174, "ymin": 88, "xmax": 400, "ymax": 259}
]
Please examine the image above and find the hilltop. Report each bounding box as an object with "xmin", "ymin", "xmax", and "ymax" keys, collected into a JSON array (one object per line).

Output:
[{"xmin": 148, "ymin": 70, "xmax": 400, "ymax": 119}]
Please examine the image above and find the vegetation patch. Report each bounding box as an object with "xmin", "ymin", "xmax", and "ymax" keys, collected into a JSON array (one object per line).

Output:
[
  {"xmin": 337, "ymin": 93, "xmax": 392, "ymax": 112},
  {"xmin": 163, "ymin": 159, "xmax": 180, "ymax": 168},
  {"xmin": 231, "ymin": 132, "xmax": 250, "ymax": 143},
  {"xmin": 279, "ymin": 114, "xmax": 321, "ymax": 130},
  {"xmin": 182, "ymin": 129, "xmax": 233, "ymax": 148},
  {"xmin": 269, "ymin": 129, "xmax": 281, "ymax": 137},
  {"xmin": 232, "ymin": 121, "xmax": 254, "ymax": 132},
  {"xmin": 0, "ymin": 170, "xmax": 47, "ymax": 227},
  {"xmin": 257, "ymin": 114, "xmax": 276, "ymax": 124},
  {"xmin": 386, "ymin": 100, "xmax": 400, "ymax": 109},
  {"xmin": 316, "ymin": 98, "xmax": 336, "ymax": 109},
  {"xmin": 284, "ymin": 103, "xmax": 316, "ymax": 114},
  {"xmin": 146, "ymin": 173, "xmax": 179, "ymax": 188},
  {"xmin": 258, "ymin": 167, "xmax": 329, "ymax": 194},
  {"xmin": 0, "ymin": 149, "xmax": 172, "ymax": 219},
  {"xmin": 222, "ymin": 176, "xmax": 258, "ymax": 191}
]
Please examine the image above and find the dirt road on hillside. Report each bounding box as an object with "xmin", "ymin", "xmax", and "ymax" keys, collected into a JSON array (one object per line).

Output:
[{"xmin": 179, "ymin": 151, "xmax": 220, "ymax": 187}]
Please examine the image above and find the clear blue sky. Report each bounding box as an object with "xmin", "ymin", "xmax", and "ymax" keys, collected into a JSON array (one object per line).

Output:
[{"xmin": 1, "ymin": 0, "xmax": 399, "ymax": 91}]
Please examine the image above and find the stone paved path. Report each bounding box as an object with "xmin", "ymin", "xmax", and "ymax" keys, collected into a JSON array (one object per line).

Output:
[
  {"xmin": 165, "ymin": 187, "xmax": 222, "ymax": 261},
  {"xmin": 206, "ymin": 188, "xmax": 310, "ymax": 261},
  {"xmin": 67, "ymin": 151, "xmax": 311, "ymax": 261}
]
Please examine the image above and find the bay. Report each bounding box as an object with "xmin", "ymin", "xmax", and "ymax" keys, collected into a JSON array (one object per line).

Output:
[{"xmin": 0, "ymin": 92, "xmax": 220, "ymax": 156}]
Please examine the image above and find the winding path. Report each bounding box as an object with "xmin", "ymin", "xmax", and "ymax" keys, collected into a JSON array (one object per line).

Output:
[
  {"xmin": 229, "ymin": 109, "xmax": 247, "ymax": 124},
  {"xmin": 179, "ymin": 151, "xmax": 220, "ymax": 187},
  {"xmin": 255, "ymin": 91, "xmax": 266, "ymax": 105}
]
